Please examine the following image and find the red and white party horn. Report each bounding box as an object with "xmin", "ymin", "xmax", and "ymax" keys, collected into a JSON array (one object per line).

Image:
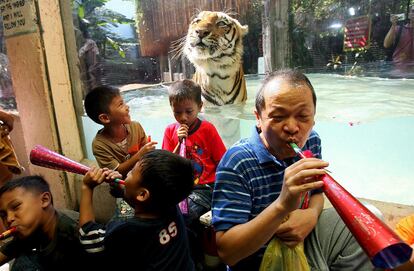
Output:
[
  {"xmin": 178, "ymin": 139, "xmax": 189, "ymax": 215},
  {"xmin": 30, "ymin": 145, "xmax": 125, "ymax": 185},
  {"xmin": 290, "ymin": 143, "xmax": 412, "ymax": 269},
  {"xmin": 0, "ymin": 227, "xmax": 17, "ymax": 240}
]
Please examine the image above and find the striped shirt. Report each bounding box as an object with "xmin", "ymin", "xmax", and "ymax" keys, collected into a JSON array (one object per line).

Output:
[{"xmin": 211, "ymin": 127, "xmax": 322, "ymax": 270}]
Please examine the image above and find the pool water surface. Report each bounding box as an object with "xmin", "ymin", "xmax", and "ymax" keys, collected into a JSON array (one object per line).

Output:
[{"xmin": 82, "ymin": 74, "xmax": 414, "ymax": 206}]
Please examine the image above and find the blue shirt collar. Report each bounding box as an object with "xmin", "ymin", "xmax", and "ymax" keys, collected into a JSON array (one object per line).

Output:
[
  {"xmin": 247, "ymin": 126, "xmax": 302, "ymax": 167},
  {"xmin": 247, "ymin": 127, "xmax": 284, "ymax": 166}
]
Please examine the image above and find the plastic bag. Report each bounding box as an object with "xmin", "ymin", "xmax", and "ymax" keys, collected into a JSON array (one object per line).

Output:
[{"xmin": 259, "ymin": 238, "xmax": 310, "ymax": 271}]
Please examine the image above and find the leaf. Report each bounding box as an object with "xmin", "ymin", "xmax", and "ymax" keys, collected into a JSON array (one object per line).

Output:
[
  {"xmin": 106, "ymin": 37, "xmax": 126, "ymax": 58},
  {"xmin": 78, "ymin": 5, "xmax": 85, "ymax": 19}
]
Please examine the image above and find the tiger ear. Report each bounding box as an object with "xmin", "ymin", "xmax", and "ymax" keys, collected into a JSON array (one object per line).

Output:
[
  {"xmin": 241, "ymin": 25, "xmax": 249, "ymax": 36},
  {"xmin": 230, "ymin": 16, "xmax": 249, "ymax": 36}
]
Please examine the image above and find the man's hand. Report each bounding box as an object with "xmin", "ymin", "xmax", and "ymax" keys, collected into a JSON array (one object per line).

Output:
[
  {"xmin": 277, "ymin": 158, "xmax": 327, "ymax": 213},
  {"xmin": 176, "ymin": 124, "xmax": 189, "ymax": 142},
  {"xmin": 390, "ymin": 15, "xmax": 399, "ymax": 26},
  {"xmin": 275, "ymin": 208, "xmax": 319, "ymax": 247}
]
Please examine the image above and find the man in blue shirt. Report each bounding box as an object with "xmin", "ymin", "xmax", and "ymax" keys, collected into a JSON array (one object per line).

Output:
[{"xmin": 212, "ymin": 70, "xmax": 372, "ymax": 270}]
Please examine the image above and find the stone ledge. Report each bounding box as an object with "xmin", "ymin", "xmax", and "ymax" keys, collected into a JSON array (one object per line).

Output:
[
  {"xmin": 73, "ymin": 159, "xmax": 116, "ymax": 224},
  {"xmin": 324, "ymin": 196, "xmax": 414, "ymax": 230}
]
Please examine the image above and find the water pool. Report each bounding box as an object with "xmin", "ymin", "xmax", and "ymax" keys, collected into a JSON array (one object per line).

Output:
[{"xmin": 82, "ymin": 74, "xmax": 414, "ymax": 206}]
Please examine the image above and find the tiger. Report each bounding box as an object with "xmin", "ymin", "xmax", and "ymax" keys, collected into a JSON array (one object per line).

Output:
[{"xmin": 183, "ymin": 11, "xmax": 248, "ymax": 106}]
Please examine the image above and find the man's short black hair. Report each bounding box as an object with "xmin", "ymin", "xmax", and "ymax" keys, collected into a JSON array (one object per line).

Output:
[
  {"xmin": 139, "ymin": 150, "xmax": 194, "ymax": 212},
  {"xmin": 255, "ymin": 69, "xmax": 317, "ymax": 115},
  {"xmin": 168, "ymin": 79, "xmax": 202, "ymax": 106},
  {"xmin": 0, "ymin": 175, "xmax": 53, "ymax": 205},
  {"xmin": 84, "ymin": 85, "xmax": 120, "ymax": 124}
]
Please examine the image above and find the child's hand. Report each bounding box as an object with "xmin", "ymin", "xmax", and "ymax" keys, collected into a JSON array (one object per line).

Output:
[
  {"xmin": 105, "ymin": 170, "xmax": 125, "ymax": 198},
  {"xmin": 83, "ymin": 166, "xmax": 110, "ymax": 189},
  {"xmin": 138, "ymin": 141, "xmax": 157, "ymax": 156},
  {"xmin": 105, "ymin": 170, "xmax": 123, "ymax": 183},
  {"xmin": 177, "ymin": 124, "xmax": 189, "ymax": 142}
]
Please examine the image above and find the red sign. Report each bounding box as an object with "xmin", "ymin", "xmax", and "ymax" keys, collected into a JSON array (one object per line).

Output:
[{"xmin": 343, "ymin": 15, "xmax": 371, "ymax": 51}]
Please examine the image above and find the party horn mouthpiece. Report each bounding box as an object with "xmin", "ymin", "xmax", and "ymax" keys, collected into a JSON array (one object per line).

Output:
[{"xmin": 0, "ymin": 227, "xmax": 17, "ymax": 240}]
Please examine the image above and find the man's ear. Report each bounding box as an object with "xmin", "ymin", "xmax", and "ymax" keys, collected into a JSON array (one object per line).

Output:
[
  {"xmin": 254, "ymin": 110, "xmax": 261, "ymax": 129},
  {"xmin": 136, "ymin": 188, "xmax": 150, "ymax": 203},
  {"xmin": 40, "ymin": 192, "xmax": 52, "ymax": 208},
  {"xmin": 98, "ymin": 113, "xmax": 110, "ymax": 124}
]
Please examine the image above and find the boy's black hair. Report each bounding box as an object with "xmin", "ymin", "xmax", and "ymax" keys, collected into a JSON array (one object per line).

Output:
[
  {"xmin": 255, "ymin": 69, "xmax": 317, "ymax": 115},
  {"xmin": 168, "ymin": 79, "xmax": 202, "ymax": 106},
  {"xmin": 139, "ymin": 150, "xmax": 194, "ymax": 212},
  {"xmin": 84, "ymin": 85, "xmax": 121, "ymax": 124},
  {"xmin": 0, "ymin": 175, "xmax": 53, "ymax": 205}
]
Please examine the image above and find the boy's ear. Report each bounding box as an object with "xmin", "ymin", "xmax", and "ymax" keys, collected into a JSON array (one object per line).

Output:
[
  {"xmin": 198, "ymin": 101, "xmax": 203, "ymax": 111},
  {"xmin": 136, "ymin": 188, "xmax": 150, "ymax": 203},
  {"xmin": 40, "ymin": 192, "xmax": 52, "ymax": 208},
  {"xmin": 98, "ymin": 113, "xmax": 110, "ymax": 124}
]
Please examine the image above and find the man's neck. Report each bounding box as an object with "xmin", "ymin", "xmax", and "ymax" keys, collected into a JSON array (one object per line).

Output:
[{"xmin": 258, "ymin": 132, "xmax": 294, "ymax": 161}]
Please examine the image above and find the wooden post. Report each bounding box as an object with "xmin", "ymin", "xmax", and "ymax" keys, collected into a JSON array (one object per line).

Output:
[
  {"xmin": 263, "ymin": 0, "xmax": 291, "ymax": 72},
  {"xmin": 159, "ymin": 54, "xmax": 169, "ymax": 82},
  {"xmin": 1, "ymin": 0, "xmax": 84, "ymax": 209}
]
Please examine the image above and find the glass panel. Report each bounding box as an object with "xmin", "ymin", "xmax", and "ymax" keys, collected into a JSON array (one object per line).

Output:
[
  {"xmin": 290, "ymin": 0, "xmax": 413, "ymax": 78},
  {"xmin": 0, "ymin": 17, "xmax": 16, "ymax": 110},
  {"xmin": 73, "ymin": 0, "xmax": 414, "ymax": 205}
]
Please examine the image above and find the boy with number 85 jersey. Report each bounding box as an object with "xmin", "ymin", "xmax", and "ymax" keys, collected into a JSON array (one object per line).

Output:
[{"xmin": 79, "ymin": 150, "xmax": 195, "ymax": 270}]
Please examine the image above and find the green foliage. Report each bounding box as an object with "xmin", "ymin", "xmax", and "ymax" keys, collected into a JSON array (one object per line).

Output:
[
  {"xmin": 106, "ymin": 37, "xmax": 126, "ymax": 58},
  {"xmin": 73, "ymin": 0, "xmax": 135, "ymax": 58}
]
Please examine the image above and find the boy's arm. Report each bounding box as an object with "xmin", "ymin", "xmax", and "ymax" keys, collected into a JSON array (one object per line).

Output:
[
  {"xmin": 80, "ymin": 167, "xmax": 121, "ymax": 226},
  {"xmin": 162, "ymin": 125, "xmax": 179, "ymax": 154},
  {"xmin": 117, "ymin": 141, "xmax": 157, "ymax": 176},
  {"xmin": 80, "ymin": 183, "xmax": 95, "ymax": 227},
  {"xmin": 384, "ymin": 16, "xmax": 398, "ymax": 48}
]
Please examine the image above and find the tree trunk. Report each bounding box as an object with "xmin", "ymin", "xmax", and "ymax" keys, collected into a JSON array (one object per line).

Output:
[{"xmin": 263, "ymin": 0, "xmax": 291, "ymax": 72}]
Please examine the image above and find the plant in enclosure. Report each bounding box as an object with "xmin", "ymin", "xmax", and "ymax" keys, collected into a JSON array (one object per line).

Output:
[{"xmin": 73, "ymin": 0, "xmax": 135, "ymax": 58}]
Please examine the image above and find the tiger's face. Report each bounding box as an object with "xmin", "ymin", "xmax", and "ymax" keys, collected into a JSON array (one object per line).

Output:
[{"xmin": 184, "ymin": 11, "xmax": 248, "ymax": 62}]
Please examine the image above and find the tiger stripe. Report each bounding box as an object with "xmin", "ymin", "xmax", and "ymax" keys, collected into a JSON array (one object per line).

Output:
[{"xmin": 184, "ymin": 11, "xmax": 248, "ymax": 106}]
